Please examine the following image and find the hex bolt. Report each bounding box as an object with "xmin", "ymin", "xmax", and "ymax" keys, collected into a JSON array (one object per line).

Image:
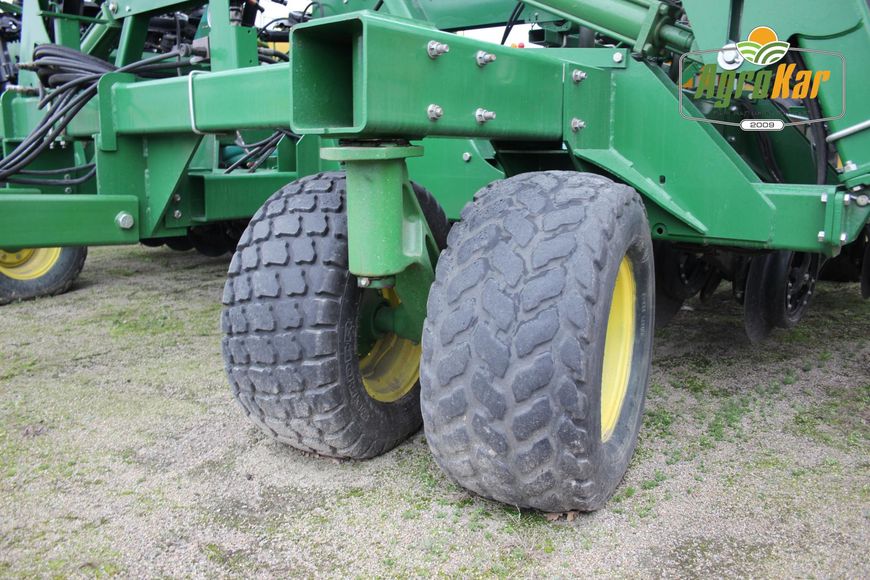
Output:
[
  {"xmin": 817, "ymin": 231, "xmax": 826, "ymax": 242},
  {"xmin": 427, "ymin": 104, "xmax": 444, "ymax": 121},
  {"xmin": 173, "ymin": 210, "xmax": 182, "ymax": 219},
  {"xmin": 572, "ymin": 69, "xmax": 587, "ymax": 83},
  {"xmin": 172, "ymin": 193, "xmax": 182, "ymax": 203},
  {"xmin": 427, "ymin": 41, "xmax": 450, "ymax": 59},
  {"xmin": 108, "ymin": 1, "xmax": 117, "ymax": 12},
  {"xmin": 358, "ymin": 277, "xmax": 371, "ymax": 288},
  {"xmin": 855, "ymin": 194, "xmax": 869, "ymax": 207},
  {"xmin": 475, "ymin": 108, "xmax": 496, "ymax": 124},
  {"xmin": 462, "ymin": 152, "xmax": 472, "ymax": 163},
  {"xmin": 115, "ymin": 212, "xmax": 135, "ymax": 230},
  {"xmin": 571, "ymin": 118, "xmax": 586, "ymax": 132},
  {"xmin": 476, "ymin": 51, "xmax": 497, "ymax": 67},
  {"xmin": 612, "ymin": 52, "xmax": 624, "ymax": 63}
]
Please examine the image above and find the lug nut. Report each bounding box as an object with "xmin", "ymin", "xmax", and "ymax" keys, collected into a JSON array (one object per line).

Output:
[
  {"xmin": 427, "ymin": 41, "xmax": 450, "ymax": 59},
  {"xmin": 572, "ymin": 69, "xmax": 587, "ymax": 83},
  {"xmin": 427, "ymin": 104, "xmax": 443, "ymax": 121},
  {"xmin": 475, "ymin": 108, "xmax": 496, "ymax": 124},
  {"xmin": 571, "ymin": 118, "xmax": 586, "ymax": 132},
  {"xmin": 476, "ymin": 51, "xmax": 497, "ymax": 67}
]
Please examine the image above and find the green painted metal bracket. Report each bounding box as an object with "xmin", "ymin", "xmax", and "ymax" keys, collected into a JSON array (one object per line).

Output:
[
  {"xmin": 0, "ymin": 194, "xmax": 140, "ymax": 247},
  {"xmin": 291, "ymin": 12, "xmax": 566, "ymax": 140},
  {"xmin": 321, "ymin": 143, "xmax": 435, "ymax": 342}
]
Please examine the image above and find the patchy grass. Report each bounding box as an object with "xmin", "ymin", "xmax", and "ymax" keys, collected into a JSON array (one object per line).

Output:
[{"xmin": 0, "ymin": 248, "xmax": 867, "ymax": 577}]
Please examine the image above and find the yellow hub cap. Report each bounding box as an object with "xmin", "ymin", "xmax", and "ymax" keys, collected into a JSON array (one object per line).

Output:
[
  {"xmin": 600, "ymin": 257, "xmax": 637, "ymax": 441},
  {"xmin": 359, "ymin": 289, "xmax": 421, "ymax": 403},
  {"xmin": 0, "ymin": 247, "xmax": 62, "ymax": 281}
]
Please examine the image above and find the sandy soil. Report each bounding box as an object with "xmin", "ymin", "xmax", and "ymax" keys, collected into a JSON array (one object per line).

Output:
[{"xmin": 1, "ymin": 245, "xmax": 868, "ymax": 577}]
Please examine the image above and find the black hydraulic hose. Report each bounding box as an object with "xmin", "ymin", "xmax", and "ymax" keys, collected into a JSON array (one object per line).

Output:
[
  {"xmin": 19, "ymin": 163, "xmax": 95, "ymax": 175},
  {"xmin": 2, "ymin": 165, "xmax": 96, "ymax": 185},
  {"xmin": 785, "ymin": 51, "xmax": 828, "ymax": 185}
]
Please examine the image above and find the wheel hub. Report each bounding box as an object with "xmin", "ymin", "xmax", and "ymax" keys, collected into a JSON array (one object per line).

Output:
[
  {"xmin": 0, "ymin": 247, "xmax": 62, "ymax": 280},
  {"xmin": 601, "ymin": 257, "xmax": 637, "ymax": 441}
]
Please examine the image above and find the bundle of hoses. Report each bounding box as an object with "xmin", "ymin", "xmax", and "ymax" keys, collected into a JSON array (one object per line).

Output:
[
  {"xmin": 226, "ymin": 128, "xmax": 296, "ymax": 173},
  {"xmin": 2, "ymin": 44, "xmax": 193, "ymax": 186}
]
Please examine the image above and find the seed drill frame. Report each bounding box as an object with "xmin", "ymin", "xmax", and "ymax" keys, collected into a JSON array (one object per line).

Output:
[{"xmin": 1, "ymin": 0, "xmax": 869, "ymax": 342}]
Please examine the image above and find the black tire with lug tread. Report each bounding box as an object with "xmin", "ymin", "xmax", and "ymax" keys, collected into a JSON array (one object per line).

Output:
[
  {"xmin": 0, "ymin": 246, "xmax": 87, "ymax": 305},
  {"xmin": 420, "ymin": 171, "xmax": 654, "ymax": 512},
  {"xmin": 222, "ymin": 172, "xmax": 447, "ymax": 459}
]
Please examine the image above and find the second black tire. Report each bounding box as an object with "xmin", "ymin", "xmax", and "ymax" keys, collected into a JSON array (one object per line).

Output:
[
  {"xmin": 222, "ymin": 172, "xmax": 448, "ymax": 459},
  {"xmin": 420, "ymin": 171, "xmax": 655, "ymax": 512}
]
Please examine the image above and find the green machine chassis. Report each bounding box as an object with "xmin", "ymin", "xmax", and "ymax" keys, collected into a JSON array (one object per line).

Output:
[{"xmin": 1, "ymin": 0, "xmax": 868, "ymax": 511}]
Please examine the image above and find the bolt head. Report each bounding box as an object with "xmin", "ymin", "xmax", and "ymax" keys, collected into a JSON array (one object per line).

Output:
[
  {"xmin": 462, "ymin": 152, "xmax": 472, "ymax": 162},
  {"xmin": 427, "ymin": 41, "xmax": 450, "ymax": 59},
  {"xmin": 173, "ymin": 210, "xmax": 182, "ymax": 219},
  {"xmin": 475, "ymin": 108, "xmax": 496, "ymax": 123},
  {"xmin": 358, "ymin": 277, "xmax": 371, "ymax": 288},
  {"xmin": 115, "ymin": 212, "xmax": 135, "ymax": 230},
  {"xmin": 612, "ymin": 52, "xmax": 624, "ymax": 63},
  {"xmin": 572, "ymin": 69, "xmax": 587, "ymax": 83},
  {"xmin": 109, "ymin": 2, "xmax": 117, "ymax": 12},
  {"xmin": 172, "ymin": 193, "xmax": 182, "ymax": 203},
  {"xmin": 427, "ymin": 104, "xmax": 444, "ymax": 121},
  {"xmin": 571, "ymin": 118, "xmax": 586, "ymax": 132}
]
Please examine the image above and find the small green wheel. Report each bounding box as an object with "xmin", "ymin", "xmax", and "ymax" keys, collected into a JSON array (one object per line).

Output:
[{"xmin": 0, "ymin": 246, "xmax": 88, "ymax": 305}]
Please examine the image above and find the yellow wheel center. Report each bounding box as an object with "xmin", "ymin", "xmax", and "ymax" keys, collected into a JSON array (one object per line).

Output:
[
  {"xmin": 359, "ymin": 289, "xmax": 421, "ymax": 403},
  {"xmin": 601, "ymin": 257, "xmax": 637, "ymax": 441},
  {"xmin": 0, "ymin": 247, "xmax": 62, "ymax": 281}
]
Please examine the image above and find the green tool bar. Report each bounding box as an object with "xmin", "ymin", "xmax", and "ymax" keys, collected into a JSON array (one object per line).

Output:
[
  {"xmin": 523, "ymin": 0, "xmax": 693, "ymax": 53},
  {"xmin": 110, "ymin": 64, "xmax": 290, "ymax": 135},
  {"xmin": 291, "ymin": 13, "xmax": 566, "ymax": 140},
  {"xmin": 0, "ymin": 194, "xmax": 140, "ymax": 247}
]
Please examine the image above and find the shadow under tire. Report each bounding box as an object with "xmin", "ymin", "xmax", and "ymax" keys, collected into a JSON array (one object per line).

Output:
[
  {"xmin": 420, "ymin": 171, "xmax": 654, "ymax": 512},
  {"xmin": 0, "ymin": 246, "xmax": 87, "ymax": 305},
  {"xmin": 221, "ymin": 172, "xmax": 447, "ymax": 459}
]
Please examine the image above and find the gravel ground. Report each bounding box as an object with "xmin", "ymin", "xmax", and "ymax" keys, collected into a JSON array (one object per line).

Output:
[{"xmin": 1, "ymin": 245, "xmax": 868, "ymax": 578}]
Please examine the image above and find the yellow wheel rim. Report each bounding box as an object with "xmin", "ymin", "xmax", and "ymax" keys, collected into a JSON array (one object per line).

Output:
[
  {"xmin": 0, "ymin": 247, "xmax": 62, "ymax": 281},
  {"xmin": 601, "ymin": 257, "xmax": 637, "ymax": 441},
  {"xmin": 359, "ymin": 289, "xmax": 421, "ymax": 403}
]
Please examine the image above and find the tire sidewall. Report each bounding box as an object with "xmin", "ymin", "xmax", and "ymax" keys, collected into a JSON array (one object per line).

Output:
[{"xmin": 589, "ymin": 208, "xmax": 654, "ymax": 494}]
